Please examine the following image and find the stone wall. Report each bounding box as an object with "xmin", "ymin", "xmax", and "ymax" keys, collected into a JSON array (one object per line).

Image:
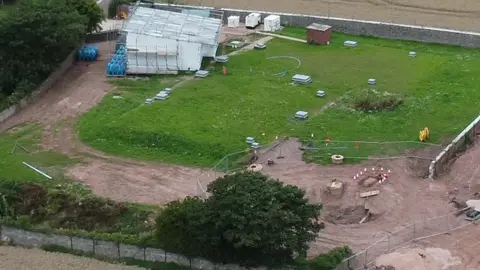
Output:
[
  {"xmin": 428, "ymin": 115, "xmax": 480, "ymax": 178},
  {"xmin": 85, "ymin": 30, "xmax": 119, "ymax": 43},
  {"xmin": 148, "ymin": 3, "xmax": 480, "ymax": 48},
  {"xmin": 0, "ymin": 226, "xmax": 267, "ymax": 270}
]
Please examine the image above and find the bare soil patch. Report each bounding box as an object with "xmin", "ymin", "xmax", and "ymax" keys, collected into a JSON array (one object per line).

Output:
[
  {"xmin": 375, "ymin": 247, "xmax": 462, "ymax": 270},
  {"xmin": 187, "ymin": 0, "xmax": 480, "ymax": 31},
  {"xmin": 248, "ymin": 138, "xmax": 454, "ymax": 254}
]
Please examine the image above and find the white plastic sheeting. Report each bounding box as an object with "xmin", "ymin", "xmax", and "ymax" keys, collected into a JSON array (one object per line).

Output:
[{"xmin": 122, "ymin": 7, "xmax": 222, "ymax": 74}]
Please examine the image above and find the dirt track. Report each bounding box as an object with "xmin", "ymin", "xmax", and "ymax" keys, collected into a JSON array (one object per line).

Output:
[
  {"xmin": 185, "ymin": 0, "xmax": 480, "ymax": 32},
  {"xmin": 1, "ymin": 39, "xmax": 479, "ymax": 263},
  {"xmin": 0, "ymin": 42, "xmax": 209, "ymax": 205}
]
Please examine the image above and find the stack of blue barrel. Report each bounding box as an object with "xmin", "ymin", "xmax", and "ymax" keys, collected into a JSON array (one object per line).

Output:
[
  {"xmin": 107, "ymin": 45, "xmax": 127, "ymax": 76},
  {"xmin": 78, "ymin": 45, "xmax": 99, "ymax": 61}
]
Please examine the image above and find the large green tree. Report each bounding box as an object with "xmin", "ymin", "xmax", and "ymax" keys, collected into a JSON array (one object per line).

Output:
[
  {"xmin": 66, "ymin": 0, "xmax": 105, "ymax": 33},
  {"xmin": 0, "ymin": 0, "xmax": 90, "ymax": 104},
  {"xmin": 155, "ymin": 172, "xmax": 323, "ymax": 267}
]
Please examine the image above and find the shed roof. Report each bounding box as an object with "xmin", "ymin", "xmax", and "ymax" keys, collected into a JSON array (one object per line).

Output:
[
  {"xmin": 122, "ymin": 6, "xmax": 221, "ymax": 45},
  {"xmin": 306, "ymin": 23, "xmax": 332, "ymax": 31}
]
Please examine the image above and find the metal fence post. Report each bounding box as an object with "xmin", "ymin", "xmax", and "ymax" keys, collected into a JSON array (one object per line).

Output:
[
  {"xmin": 446, "ymin": 214, "xmax": 450, "ymax": 234},
  {"xmin": 364, "ymin": 249, "xmax": 368, "ymax": 267},
  {"xmin": 387, "ymin": 235, "xmax": 391, "ymax": 252}
]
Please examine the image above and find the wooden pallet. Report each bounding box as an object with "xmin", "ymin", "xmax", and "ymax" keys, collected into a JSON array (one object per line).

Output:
[{"xmin": 360, "ymin": 190, "xmax": 380, "ymax": 198}]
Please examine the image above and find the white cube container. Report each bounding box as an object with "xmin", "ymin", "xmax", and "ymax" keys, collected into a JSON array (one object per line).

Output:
[
  {"xmin": 316, "ymin": 90, "xmax": 325, "ymax": 97},
  {"xmin": 246, "ymin": 137, "xmax": 255, "ymax": 144},
  {"xmin": 368, "ymin": 78, "xmax": 376, "ymax": 85},
  {"xmin": 246, "ymin": 13, "xmax": 261, "ymax": 29},
  {"xmin": 263, "ymin": 15, "xmax": 281, "ymax": 32},
  {"xmin": 295, "ymin": 111, "xmax": 308, "ymax": 119},
  {"xmin": 155, "ymin": 93, "xmax": 169, "ymax": 100},
  {"xmin": 409, "ymin": 51, "xmax": 416, "ymax": 57},
  {"xmin": 251, "ymin": 142, "xmax": 260, "ymax": 149},
  {"xmin": 228, "ymin": 16, "xmax": 240, "ymax": 28}
]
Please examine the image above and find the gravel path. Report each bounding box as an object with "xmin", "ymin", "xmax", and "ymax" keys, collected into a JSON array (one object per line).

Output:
[{"xmin": 0, "ymin": 246, "xmax": 143, "ymax": 270}]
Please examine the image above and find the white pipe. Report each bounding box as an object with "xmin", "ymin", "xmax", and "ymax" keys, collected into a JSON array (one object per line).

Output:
[{"xmin": 22, "ymin": 162, "xmax": 52, "ymax": 180}]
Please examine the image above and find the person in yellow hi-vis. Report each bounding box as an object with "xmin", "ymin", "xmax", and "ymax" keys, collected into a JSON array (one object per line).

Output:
[{"xmin": 419, "ymin": 127, "xmax": 430, "ymax": 142}]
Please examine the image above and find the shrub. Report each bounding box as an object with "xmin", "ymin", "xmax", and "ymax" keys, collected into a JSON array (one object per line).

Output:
[
  {"xmin": 155, "ymin": 172, "xmax": 323, "ymax": 267},
  {"xmin": 309, "ymin": 246, "xmax": 352, "ymax": 270},
  {"xmin": 351, "ymin": 88, "xmax": 403, "ymax": 112}
]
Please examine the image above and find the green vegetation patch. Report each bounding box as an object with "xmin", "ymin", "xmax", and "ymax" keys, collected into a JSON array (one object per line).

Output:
[
  {"xmin": 0, "ymin": 126, "xmax": 160, "ymax": 246},
  {"xmin": 0, "ymin": 124, "xmax": 77, "ymax": 182},
  {"xmin": 78, "ymin": 29, "xmax": 480, "ymax": 166}
]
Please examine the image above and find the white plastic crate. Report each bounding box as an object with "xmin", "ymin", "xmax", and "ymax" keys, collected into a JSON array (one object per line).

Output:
[
  {"xmin": 344, "ymin": 40, "xmax": 358, "ymax": 47},
  {"xmin": 228, "ymin": 16, "xmax": 240, "ymax": 28},
  {"xmin": 295, "ymin": 111, "xmax": 308, "ymax": 119}
]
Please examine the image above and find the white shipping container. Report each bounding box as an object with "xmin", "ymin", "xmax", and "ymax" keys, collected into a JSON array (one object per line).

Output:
[
  {"xmin": 263, "ymin": 15, "xmax": 281, "ymax": 32},
  {"xmin": 245, "ymin": 13, "xmax": 261, "ymax": 28},
  {"xmin": 228, "ymin": 16, "xmax": 240, "ymax": 28}
]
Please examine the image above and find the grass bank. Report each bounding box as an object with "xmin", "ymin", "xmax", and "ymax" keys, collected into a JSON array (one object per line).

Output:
[{"xmin": 77, "ymin": 29, "xmax": 480, "ymax": 166}]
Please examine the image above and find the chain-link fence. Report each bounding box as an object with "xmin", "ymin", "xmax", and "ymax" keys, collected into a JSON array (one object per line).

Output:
[
  {"xmin": 334, "ymin": 208, "xmax": 473, "ymax": 270},
  {"xmin": 196, "ymin": 139, "xmax": 442, "ymax": 197},
  {"xmin": 191, "ymin": 139, "xmax": 474, "ymax": 269},
  {"xmin": 196, "ymin": 141, "xmax": 280, "ymax": 198}
]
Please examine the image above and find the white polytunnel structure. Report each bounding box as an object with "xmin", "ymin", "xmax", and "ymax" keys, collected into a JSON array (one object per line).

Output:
[{"xmin": 120, "ymin": 6, "xmax": 223, "ymax": 74}]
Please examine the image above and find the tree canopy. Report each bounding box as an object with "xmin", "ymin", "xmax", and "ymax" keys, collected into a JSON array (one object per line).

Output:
[
  {"xmin": 156, "ymin": 172, "xmax": 323, "ymax": 267},
  {"xmin": 0, "ymin": 0, "xmax": 104, "ymax": 108}
]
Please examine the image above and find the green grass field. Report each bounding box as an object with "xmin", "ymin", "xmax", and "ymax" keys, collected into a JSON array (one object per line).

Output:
[
  {"xmin": 0, "ymin": 125, "xmax": 79, "ymax": 182},
  {"xmin": 78, "ymin": 30, "xmax": 480, "ymax": 166}
]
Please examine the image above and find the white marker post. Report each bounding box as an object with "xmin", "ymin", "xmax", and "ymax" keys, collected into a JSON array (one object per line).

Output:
[{"xmin": 23, "ymin": 162, "xmax": 52, "ymax": 180}]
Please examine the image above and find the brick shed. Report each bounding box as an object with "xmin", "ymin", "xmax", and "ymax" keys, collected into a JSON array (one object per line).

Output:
[{"xmin": 306, "ymin": 23, "xmax": 332, "ymax": 45}]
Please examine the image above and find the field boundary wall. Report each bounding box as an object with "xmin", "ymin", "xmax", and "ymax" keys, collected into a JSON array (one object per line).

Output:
[
  {"xmin": 428, "ymin": 115, "xmax": 480, "ymax": 178},
  {"xmin": 1, "ymin": 208, "xmax": 475, "ymax": 270},
  {"xmin": 0, "ymin": 49, "xmax": 77, "ymax": 124},
  {"xmin": 148, "ymin": 3, "xmax": 480, "ymax": 48},
  {"xmin": 0, "ymin": 225, "xmax": 267, "ymax": 270}
]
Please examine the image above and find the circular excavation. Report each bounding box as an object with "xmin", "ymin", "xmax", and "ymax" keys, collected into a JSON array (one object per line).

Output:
[
  {"xmin": 247, "ymin": 163, "xmax": 263, "ymax": 172},
  {"xmin": 320, "ymin": 166, "xmax": 397, "ymax": 225}
]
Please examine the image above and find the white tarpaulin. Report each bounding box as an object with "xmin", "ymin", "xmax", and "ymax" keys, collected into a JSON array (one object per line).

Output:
[{"xmin": 466, "ymin": 200, "xmax": 480, "ymax": 211}]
